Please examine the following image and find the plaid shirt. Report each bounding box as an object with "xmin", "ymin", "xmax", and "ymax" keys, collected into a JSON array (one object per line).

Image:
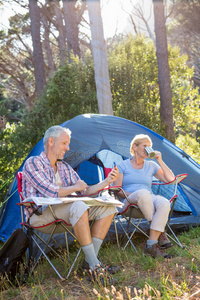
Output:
[{"xmin": 22, "ymin": 151, "xmax": 81, "ymax": 220}]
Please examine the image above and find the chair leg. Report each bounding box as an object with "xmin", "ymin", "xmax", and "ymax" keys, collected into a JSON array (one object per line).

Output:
[
  {"xmin": 31, "ymin": 236, "xmax": 65, "ymax": 281},
  {"xmin": 166, "ymin": 224, "xmax": 184, "ymax": 248},
  {"xmin": 113, "ymin": 217, "xmax": 120, "ymax": 248},
  {"xmin": 31, "ymin": 227, "xmax": 64, "ymax": 261},
  {"xmin": 123, "ymin": 226, "xmax": 137, "ymax": 250},
  {"xmin": 27, "ymin": 220, "xmax": 96, "ymax": 280},
  {"xmin": 64, "ymin": 231, "xmax": 70, "ymax": 261},
  {"xmin": 122, "ymin": 215, "xmax": 149, "ymax": 239},
  {"xmin": 66, "ymin": 247, "xmax": 82, "ymax": 279},
  {"xmin": 29, "ymin": 223, "xmax": 74, "ymax": 273},
  {"xmin": 116, "ymin": 215, "xmax": 138, "ymax": 252}
]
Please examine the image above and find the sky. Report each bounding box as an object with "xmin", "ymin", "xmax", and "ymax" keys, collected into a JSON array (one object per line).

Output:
[
  {"xmin": 101, "ymin": 0, "xmax": 154, "ymax": 38},
  {"xmin": 101, "ymin": 0, "xmax": 132, "ymax": 38},
  {"xmin": 0, "ymin": 0, "xmax": 154, "ymax": 39}
]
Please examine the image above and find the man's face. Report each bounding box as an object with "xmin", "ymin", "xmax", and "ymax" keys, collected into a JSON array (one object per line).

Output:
[{"xmin": 53, "ymin": 131, "xmax": 70, "ymax": 160}]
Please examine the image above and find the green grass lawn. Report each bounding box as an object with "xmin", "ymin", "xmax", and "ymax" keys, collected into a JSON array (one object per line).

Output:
[{"xmin": 1, "ymin": 226, "xmax": 200, "ymax": 299}]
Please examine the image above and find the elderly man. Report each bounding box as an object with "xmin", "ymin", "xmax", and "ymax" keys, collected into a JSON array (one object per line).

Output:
[{"xmin": 22, "ymin": 125, "xmax": 119, "ymax": 283}]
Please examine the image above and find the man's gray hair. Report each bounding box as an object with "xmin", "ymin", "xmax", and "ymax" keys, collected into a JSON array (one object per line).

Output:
[{"xmin": 43, "ymin": 125, "xmax": 71, "ymax": 149}]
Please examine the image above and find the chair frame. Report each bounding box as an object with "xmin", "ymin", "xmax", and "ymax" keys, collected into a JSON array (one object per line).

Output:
[
  {"xmin": 17, "ymin": 172, "xmax": 82, "ymax": 280},
  {"xmin": 109, "ymin": 174, "xmax": 187, "ymax": 252},
  {"xmin": 17, "ymin": 172, "xmax": 121, "ymax": 280},
  {"xmin": 152, "ymin": 173, "xmax": 187, "ymax": 248}
]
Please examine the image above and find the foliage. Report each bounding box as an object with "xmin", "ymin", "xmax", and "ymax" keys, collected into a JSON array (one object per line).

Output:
[
  {"xmin": 0, "ymin": 97, "xmax": 23, "ymax": 123},
  {"xmin": 168, "ymin": 45, "xmax": 200, "ymax": 138},
  {"xmin": 176, "ymin": 134, "xmax": 200, "ymax": 164},
  {"xmin": 109, "ymin": 35, "xmax": 163, "ymax": 134},
  {"xmin": 108, "ymin": 35, "xmax": 200, "ymax": 141},
  {"xmin": 0, "ymin": 123, "xmax": 26, "ymax": 201},
  {"xmin": 14, "ymin": 55, "xmax": 98, "ymax": 151}
]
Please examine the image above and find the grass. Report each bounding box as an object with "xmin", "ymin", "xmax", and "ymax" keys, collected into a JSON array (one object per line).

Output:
[{"xmin": 1, "ymin": 226, "xmax": 200, "ymax": 299}]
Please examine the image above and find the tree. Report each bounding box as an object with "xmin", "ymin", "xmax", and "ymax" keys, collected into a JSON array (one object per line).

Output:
[
  {"xmin": 168, "ymin": 0, "xmax": 200, "ymax": 85},
  {"xmin": 62, "ymin": 0, "xmax": 87, "ymax": 59},
  {"xmin": 0, "ymin": 15, "xmax": 36, "ymax": 111},
  {"xmin": 86, "ymin": 0, "xmax": 113, "ymax": 115},
  {"xmin": 29, "ymin": 0, "xmax": 46, "ymax": 97},
  {"xmin": 0, "ymin": 0, "xmax": 89, "ymax": 111},
  {"xmin": 122, "ymin": 0, "xmax": 155, "ymax": 43},
  {"xmin": 153, "ymin": 0, "xmax": 175, "ymax": 142},
  {"xmin": 49, "ymin": 0, "xmax": 67, "ymax": 65},
  {"xmin": 40, "ymin": 4, "xmax": 56, "ymax": 76}
]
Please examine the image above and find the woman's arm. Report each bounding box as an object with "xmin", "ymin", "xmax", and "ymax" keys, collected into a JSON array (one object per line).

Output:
[
  {"xmin": 85, "ymin": 167, "xmax": 119, "ymax": 195},
  {"xmin": 113, "ymin": 173, "xmax": 131, "ymax": 198},
  {"xmin": 154, "ymin": 151, "xmax": 175, "ymax": 183}
]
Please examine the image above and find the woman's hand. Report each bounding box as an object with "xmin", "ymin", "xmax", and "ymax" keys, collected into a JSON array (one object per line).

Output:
[
  {"xmin": 154, "ymin": 151, "xmax": 175, "ymax": 183},
  {"xmin": 106, "ymin": 167, "xmax": 119, "ymax": 185},
  {"xmin": 155, "ymin": 151, "xmax": 162, "ymax": 162},
  {"xmin": 85, "ymin": 166, "xmax": 119, "ymax": 195}
]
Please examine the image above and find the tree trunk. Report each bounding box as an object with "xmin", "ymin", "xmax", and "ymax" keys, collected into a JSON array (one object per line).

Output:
[
  {"xmin": 40, "ymin": 7, "xmax": 56, "ymax": 77},
  {"xmin": 29, "ymin": 0, "xmax": 46, "ymax": 97},
  {"xmin": 153, "ymin": 0, "xmax": 175, "ymax": 142},
  {"xmin": 62, "ymin": 0, "xmax": 81, "ymax": 59},
  {"xmin": 86, "ymin": 0, "xmax": 113, "ymax": 115},
  {"xmin": 51, "ymin": 0, "xmax": 67, "ymax": 66}
]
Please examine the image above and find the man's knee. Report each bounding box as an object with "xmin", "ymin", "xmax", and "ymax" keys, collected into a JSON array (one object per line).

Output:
[
  {"xmin": 70, "ymin": 201, "xmax": 88, "ymax": 212},
  {"xmin": 69, "ymin": 201, "xmax": 89, "ymax": 227}
]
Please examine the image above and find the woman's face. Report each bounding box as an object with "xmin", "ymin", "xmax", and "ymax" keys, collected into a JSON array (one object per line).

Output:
[{"xmin": 133, "ymin": 139, "xmax": 151, "ymax": 159}]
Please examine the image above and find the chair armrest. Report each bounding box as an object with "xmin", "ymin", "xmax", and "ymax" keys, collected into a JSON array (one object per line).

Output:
[
  {"xmin": 152, "ymin": 173, "xmax": 187, "ymax": 186},
  {"xmin": 17, "ymin": 201, "xmax": 35, "ymax": 207}
]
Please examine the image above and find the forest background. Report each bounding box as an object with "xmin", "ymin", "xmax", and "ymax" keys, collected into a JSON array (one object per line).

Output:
[{"xmin": 0, "ymin": 0, "xmax": 200, "ymax": 204}]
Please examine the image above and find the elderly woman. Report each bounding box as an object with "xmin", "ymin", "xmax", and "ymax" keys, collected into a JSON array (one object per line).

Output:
[{"xmin": 114, "ymin": 134, "xmax": 175, "ymax": 258}]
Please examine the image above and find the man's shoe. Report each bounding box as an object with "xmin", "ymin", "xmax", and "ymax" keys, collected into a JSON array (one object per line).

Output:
[
  {"xmin": 158, "ymin": 232, "xmax": 173, "ymax": 249},
  {"xmin": 81, "ymin": 260, "xmax": 120, "ymax": 274},
  {"xmin": 144, "ymin": 243, "xmax": 171, "ymax": 259},
  {"xmin": 88, "ymin": 266, "xmax": 117, "ymax": 286}
]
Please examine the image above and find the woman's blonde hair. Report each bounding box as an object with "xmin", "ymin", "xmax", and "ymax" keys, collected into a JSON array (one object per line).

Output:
[{"xmin": 130, "ymin": 134, "xmax": 152, "ymax": 156}]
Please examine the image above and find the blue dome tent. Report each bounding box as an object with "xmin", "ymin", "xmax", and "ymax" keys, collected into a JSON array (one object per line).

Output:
[{"xmin": 0, "ymin": 114, "xmax": 200, "ymax": 244}]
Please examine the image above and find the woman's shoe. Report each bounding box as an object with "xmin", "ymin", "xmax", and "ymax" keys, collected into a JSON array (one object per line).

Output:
[
  {"xmin": 144, "ymin": 243, "xmax": 171, "ymax": 259},
  {"xmin": 158, "ymin": 232, "xmax": 173, "ymax": 249}
]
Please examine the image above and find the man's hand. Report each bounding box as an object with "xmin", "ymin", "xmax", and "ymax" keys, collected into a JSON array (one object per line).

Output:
[
  {"xmin": 74, "ymin": 179, "xmax": 88, "ymax": 191},
  {"xmin": 106, "ymin": 167, "xmax": 119, "ymax": 185}
]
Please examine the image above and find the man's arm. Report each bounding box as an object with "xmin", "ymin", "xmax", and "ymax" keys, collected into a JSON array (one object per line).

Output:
[{"xmin": 58, "ymin": 179, "xmax": 88, "ymax": 197}]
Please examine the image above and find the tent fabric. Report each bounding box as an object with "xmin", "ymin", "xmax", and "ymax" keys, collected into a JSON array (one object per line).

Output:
[{"xmin": 0, "ymin": 113, "xmax": 200, "ymax": 243}]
